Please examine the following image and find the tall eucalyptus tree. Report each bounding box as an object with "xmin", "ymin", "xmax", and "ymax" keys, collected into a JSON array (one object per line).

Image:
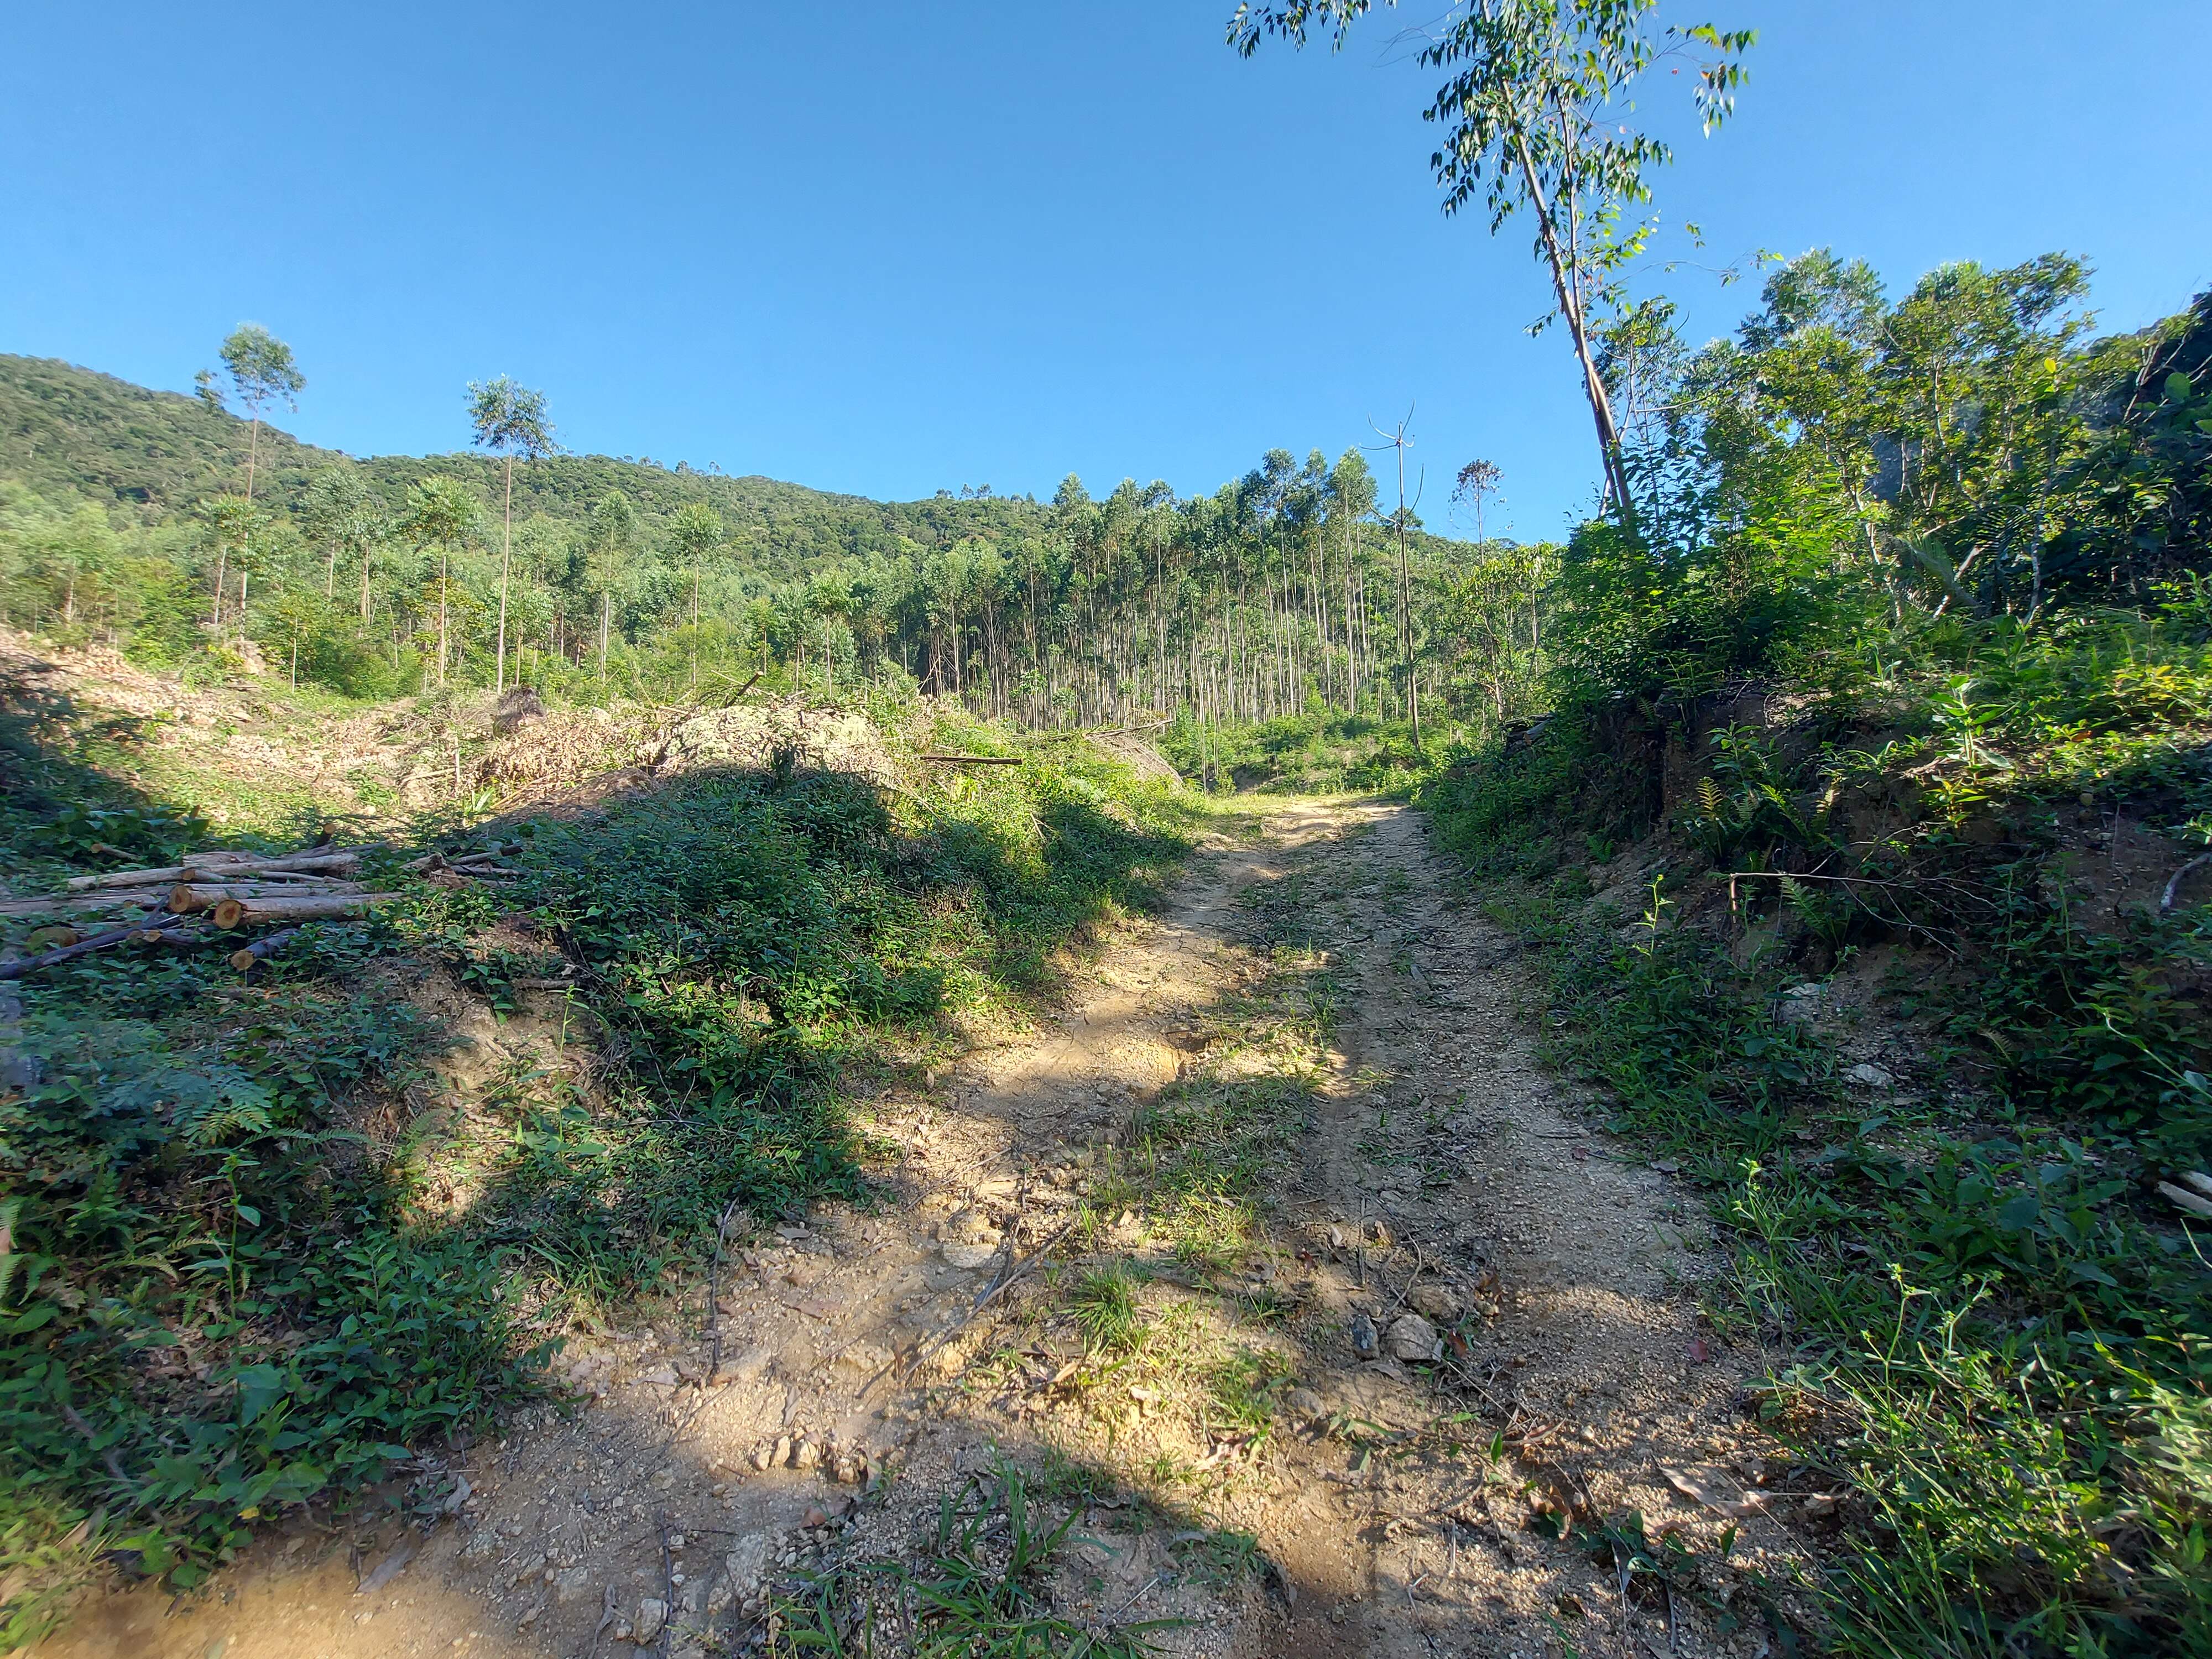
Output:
[
  {"xmin": 467, "ymin": 377, "xmax": 557, "ymax": 692},
  {"xmin": 401, "ymin": 477, "xmax": 480, "ymax": 687},
  {"xmin": 666, "ymin": 502, "xmax": 727, "ymax": 688},
  {"xmin": 194, "ymin": 325, "xmax": 304, "ymax": 623},
  {"xmin": 1231, "ymin": 0, "xmax": 1752, "ymax": 535}
]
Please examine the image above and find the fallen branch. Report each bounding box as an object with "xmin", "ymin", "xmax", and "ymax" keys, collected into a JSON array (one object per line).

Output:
[
  {"xmin": 918, "ymin": 753, "xmax": 1022, "ymax": 766},
  {"xmin": 2157, "ymin": 1175, "xmax": 2212, "ymax": 1220},
  {"xmin": 402, "ymin": 846, "xmax": 517, "ymax": 874},
  {"xmin": 0, "ymin": 891, "xmax": 170, "ymax": 920},
  {"xmin": 58, "ymin": 1400, "xmax": 131, "ymax": 1487},
  {"xmin": 229, "ymin": 928, "xmax": 303, "ymax": 973},
  {"xmin": 883, "ymin": 1216, "xmax": 1080, "ymax": 1394},
  {"xmin": 0, "ymin": 920, "xmax": 200, "ymax": 980},
  {"xmin": 209, "ymin": 893, "xmax": 394, "ymax": 930},
  {"xmin": 2162, "ymin": 854, "xmax": 2212, "ymax": 915}
]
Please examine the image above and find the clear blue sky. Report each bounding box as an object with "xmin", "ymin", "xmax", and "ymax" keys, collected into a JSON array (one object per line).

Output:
[{"xmin": 3, "ymin": 2, "xmax": 2207, "ymax": 538}]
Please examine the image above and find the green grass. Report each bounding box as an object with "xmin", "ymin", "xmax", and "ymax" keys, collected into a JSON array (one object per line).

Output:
[
  {"xmin": 1072, "ymin": 1266, "xmax": 1145, "ymax": 1355},
  {"xmin": 0, "ymin": 690, "xmax": 1198, "ymax": 1650},
  {"xmin": 772, "ymin": 1464, "xmax": 1177, "ymax": 1657}
]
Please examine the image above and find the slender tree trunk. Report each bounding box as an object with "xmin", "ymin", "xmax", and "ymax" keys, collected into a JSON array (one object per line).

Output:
[
  {"xmin": 495, "ymin": 453, "xmax": 513, "ymax": 693},
  {"xmin": 359, "ymin": 542, "xmax": 375, "ymax": 625},
  {"xmin": 1509, "ymin": 128, "xmax": 1637, "ymax": 540},
  {"xmin": 437, "ymin": 549, "xmax": 449, "ymax": 686},
  {"xmin": 1390, "ymin": 440, "xmax": 1420, "ymax": 753},
  {"xmin": 599, "ymin": 589, "xmax": 611, "ymax": 683}
]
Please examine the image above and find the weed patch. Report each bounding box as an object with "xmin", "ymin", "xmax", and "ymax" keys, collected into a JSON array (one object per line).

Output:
[{"xmin": 771, "ymin": 1464, "xmax": 1176, "ymax": 1657}]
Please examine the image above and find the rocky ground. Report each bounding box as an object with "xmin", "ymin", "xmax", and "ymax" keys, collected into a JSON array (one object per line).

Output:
[{"xmin": 36, "ymin": 799, "xmax": 1825, "ymax": 1659}]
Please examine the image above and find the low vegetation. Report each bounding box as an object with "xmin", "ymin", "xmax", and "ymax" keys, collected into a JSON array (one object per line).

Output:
[
  {"xmin": 771, "ymin": 1460, "xmax": 1179, "ymax": 1657},
  {"xmin": 0, "ymin": 670, "xmax": 1196, "ymax": 1648}
]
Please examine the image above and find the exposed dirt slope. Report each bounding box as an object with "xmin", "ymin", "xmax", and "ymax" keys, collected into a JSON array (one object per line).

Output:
[{"xmin": 38, "ymin": 799, "xmax": 1814, "ymax": 1659}]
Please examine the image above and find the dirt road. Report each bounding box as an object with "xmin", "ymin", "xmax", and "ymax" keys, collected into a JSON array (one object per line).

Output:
[{"xmin": 42, "ymin": 799, "xmax": 1806, "ymax": 1659}]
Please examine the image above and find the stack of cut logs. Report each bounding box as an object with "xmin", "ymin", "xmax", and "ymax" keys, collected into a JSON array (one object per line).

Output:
[{"xmin": 0, "ymin": 847, "xmax": 395, "ymax": 979}]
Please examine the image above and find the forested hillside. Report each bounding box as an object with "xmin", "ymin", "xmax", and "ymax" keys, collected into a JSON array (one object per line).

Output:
[{"xmin": 0, "ymin": 352, "xmax": 1494, "ymax": 753}]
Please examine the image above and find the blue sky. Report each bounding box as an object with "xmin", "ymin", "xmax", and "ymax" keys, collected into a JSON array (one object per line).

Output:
[{"xmin": 3, "ymin": 2, "xmax": 2207, "ymax": 537}]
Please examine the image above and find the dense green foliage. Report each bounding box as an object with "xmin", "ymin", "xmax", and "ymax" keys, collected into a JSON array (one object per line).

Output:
[
  {"xmin": 0, "ymin": 354, "xmax": 1514, "ymax": 750},
  {"xmin": 0, "ymin": 677, "xmax": 1194, "ymax": 1646},
  {"xmin": 1419, "ymin": 257, "xmax": 2212, "ymax": 1654}
]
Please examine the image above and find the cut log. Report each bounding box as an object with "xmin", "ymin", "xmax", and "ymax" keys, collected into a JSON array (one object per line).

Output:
[
  {"xmin": 208, "ymin": 892, "xmax": 394, "ymax": 930},
  {"xmin": 66, "ymin": 849, "xmax": 363, "ymax": 892},
  {"xmin": 64, "ymin": 865, "xmax": 191, "ymax": 893},
  {"xmin": 0, "ymin": 892, "xmax": 170, "ymax": 919},
  {"xmin": 0, "ymin": 921, "xmax": 200, "ymax": 980},
  {"xmin": 185, "ymin": 868, "xmax": 351, "ymax": 886},
  {"xmin": 169, "ymin": 880, "xmax": 365, "ymax": 914},
  {"xmin": 229, "ymin": 928, "xmax": 302, "ymax": 972},
  {"xmin": 136, "ymin": 926, "xmax": 206, "ymax": 947},
  {"xmin": 200, "ymin": 843, "xmax": 372, "ymax": 865}
]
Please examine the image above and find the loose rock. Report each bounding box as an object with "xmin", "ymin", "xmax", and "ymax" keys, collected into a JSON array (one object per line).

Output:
[{"xmin": 1386, "ymin": 1312, "xmax": 1439, "ymax": 1363}]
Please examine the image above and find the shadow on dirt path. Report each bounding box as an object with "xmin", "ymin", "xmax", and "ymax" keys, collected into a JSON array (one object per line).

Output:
[{"xmin": 38, "ymin": 798, "xmax": 1812, "ymax": 1659}]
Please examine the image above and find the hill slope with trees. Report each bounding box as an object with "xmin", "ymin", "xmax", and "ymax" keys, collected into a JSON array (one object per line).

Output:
[{"xmin": 0, "ymin": 352, "xmax": 1496, "ymax": 756}]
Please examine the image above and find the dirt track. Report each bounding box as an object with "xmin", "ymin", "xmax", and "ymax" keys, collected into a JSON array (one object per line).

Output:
[{"xmin": 41, "ymin": 799, "xmax": 1809, "ymax": 1659}]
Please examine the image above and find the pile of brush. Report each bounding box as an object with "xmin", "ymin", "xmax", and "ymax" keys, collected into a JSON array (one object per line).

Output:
[{"xmin": 0, "ymin": 846, "xmax": 395, "ymax": 980}]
